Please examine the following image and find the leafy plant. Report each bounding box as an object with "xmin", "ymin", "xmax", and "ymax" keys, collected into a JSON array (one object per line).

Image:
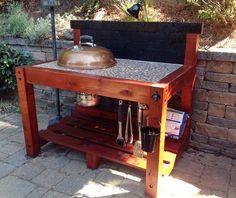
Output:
[
  {"xmin": 0, "ymin": 43, "xmax": 32, "ymax": 92},
  {"xmin": 0, "ymin": 2, "xmax": 29, "ymax": 37},
  {"xmin": 24, "ymin": 17, "xmax": 51, "ymax": 43},
  {"xmin": 0, "ymin": 2, "xmax": 51, "ymax": 42},
  {"xmin": 184, "ymin": 0, "xmax": 236, "ymax": 25}
]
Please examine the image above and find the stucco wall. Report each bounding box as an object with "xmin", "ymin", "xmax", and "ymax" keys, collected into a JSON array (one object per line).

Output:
[{"xmin": 2, "ymin": 38, "xmax": 236, "ymax": 158}]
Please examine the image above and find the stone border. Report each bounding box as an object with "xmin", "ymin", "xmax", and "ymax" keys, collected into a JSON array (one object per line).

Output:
[{"xmin": 198, "ymin": 48, "xmax": 236, "ymax": 62}]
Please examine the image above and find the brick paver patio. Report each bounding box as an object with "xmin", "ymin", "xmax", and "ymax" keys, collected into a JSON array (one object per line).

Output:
[{"xmin": 0, "ymin": 113, "xmax": 235, "ymax": 198}]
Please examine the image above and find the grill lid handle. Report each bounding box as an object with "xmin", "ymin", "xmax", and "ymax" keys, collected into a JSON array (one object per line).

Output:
[{"xmin": 80, "ymin": 35, "xmax": 94, "ymax": 47}]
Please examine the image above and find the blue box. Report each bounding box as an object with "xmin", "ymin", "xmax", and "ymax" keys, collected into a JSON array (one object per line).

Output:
[{"xmin": 165, "ymin": 108, "xmax": 188, "ymax": 140}]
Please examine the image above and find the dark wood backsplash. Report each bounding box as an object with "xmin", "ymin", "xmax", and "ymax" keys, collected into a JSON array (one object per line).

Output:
[{"xmin": 71, "ymin": 20, "xmax": 202, "ymax": 64}]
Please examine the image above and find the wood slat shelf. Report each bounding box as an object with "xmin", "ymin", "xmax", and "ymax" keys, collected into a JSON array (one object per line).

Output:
[{"xmin": 40, "ymin": 109, "xmax": 177, "ymax": 176}]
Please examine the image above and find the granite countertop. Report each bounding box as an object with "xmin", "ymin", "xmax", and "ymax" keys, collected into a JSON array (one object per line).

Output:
[{"xmin": 34, "ymin": 59, "xmax": 182, "ymax": 83}]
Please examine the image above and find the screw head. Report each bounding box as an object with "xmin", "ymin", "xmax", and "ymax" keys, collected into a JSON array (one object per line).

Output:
[{"xmin": 152, "ymin": 92, "xmax": 161, "ymax": 101}]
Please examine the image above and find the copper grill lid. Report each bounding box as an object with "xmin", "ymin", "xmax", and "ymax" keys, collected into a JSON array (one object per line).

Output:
[{"xmin": 58, "ymin": 35, "xmax": 116, "ymax": 70}]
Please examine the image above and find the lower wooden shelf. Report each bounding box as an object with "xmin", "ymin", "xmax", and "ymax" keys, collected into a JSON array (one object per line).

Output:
[{"xmin": 39, "ymin": 107, "xmax": 186, "ymax": 176}]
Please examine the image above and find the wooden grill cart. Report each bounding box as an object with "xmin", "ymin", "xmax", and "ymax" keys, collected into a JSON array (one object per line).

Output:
[{"xmin": 16, "ymin": 21, "xmax": 202, "ymax": 198}]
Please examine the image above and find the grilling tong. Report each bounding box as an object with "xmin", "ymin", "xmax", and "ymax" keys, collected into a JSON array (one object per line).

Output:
[
  {"xmin": 116, "ymin": 101, "xmax": 134, "ymax": 146},
  {"xmin": 125, "ymin": 104, "xmax": 133, "ymax": 144}
]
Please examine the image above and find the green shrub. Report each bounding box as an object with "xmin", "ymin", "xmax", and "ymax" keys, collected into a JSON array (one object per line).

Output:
[
  {"xmin": 0, "ymin": 2, "xmax": 51, "ymax": 42},
  {"xmin": 24, "ymin": 17, "xmax": 51, "ymax": 43},
  {"xmin": 184, "ymin": 0, "xmax": 236, "ymax": 25},
  {"xmin": 0, "ymin": 43, "xmax": 32, "ymax": 92},
  {"xmin": 0, "ymin": 3, "xmax": 29, "ymax": 37}
]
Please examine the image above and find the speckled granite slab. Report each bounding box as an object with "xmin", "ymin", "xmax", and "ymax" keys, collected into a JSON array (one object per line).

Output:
[{"xmin": 34, "ymin": 59, "xmax": 182, "ymax": 83}]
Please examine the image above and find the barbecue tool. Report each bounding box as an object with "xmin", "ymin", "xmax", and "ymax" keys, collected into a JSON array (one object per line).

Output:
[
  {"xmin": 133, "ymin": 103, "xmax": 144, "ymax": 157},
  {"xmin": 116, "ymin": 100, "xmax": 125, "ymax": 146},
  {"xmin": 125, "ymin": 104, "xmax": 134, "ymax": 144}
]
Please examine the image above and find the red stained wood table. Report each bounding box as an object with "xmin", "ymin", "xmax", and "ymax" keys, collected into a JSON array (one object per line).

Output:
[{"xmin": 16, "ymin": 31, "xmax": 199, "ymax": 197}]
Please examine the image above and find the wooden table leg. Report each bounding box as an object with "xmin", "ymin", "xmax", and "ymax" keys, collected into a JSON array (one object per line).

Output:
[
  {"xmin": 16, "ymin": 67, "xmax": 41, "ymax": 157},
  {"xmin": 86, "ymin": 153, "xmax": 101, "ymax": 169},
  {"xmin": 145, "ymin": 88, "xmax": 168, "ymax": 198},
  {"xmin": 181, "ymin": 70, "xmax": 196, "ymax": 149}
]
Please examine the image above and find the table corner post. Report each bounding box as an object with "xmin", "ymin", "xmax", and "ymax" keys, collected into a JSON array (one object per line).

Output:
[
  {"xmin": 145, "ymin": 86, "xmax": 168, "ymax": 198},
  {"xmin": 16, "ymin": 66, "xmax": 41, "ymax": 157}
]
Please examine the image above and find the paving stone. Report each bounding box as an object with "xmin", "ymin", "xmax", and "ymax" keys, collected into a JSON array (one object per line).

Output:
[
  {"xmin": 228, "ymin": 187, "xmax": 236, "ymax": 198},
  {"xmin": 13, "ymin": 162, "xmax": 45, "ymax": 180},
  {"xmin": 208, "ymin": 103, "xmax": 225, "ymax": 117},
  {"xmin": 32, "ymin": 169, "xmax": 66, "ymax": 188},
  {"xmin": 112, "ymin": 192, "xmax": 144, "ymax": 198},
  {"xmin": 71, "ymin": 181, "xmax": 104, "ymax": 197},
  {"xmin": 4, "ymin": 149, "xmax": 29, "ymax": 167},
  {"xmin": 0, "ymin": 142, "xmax": 24, "ymax": 155},
  {"xmin": 0, "ymin": 128, "xmax": 18, "ymax": 140},
  {"xmin": 0, "ymin": 120, "xmax": 17, "ymax": 131},
  {"xmin": 32, "ymin": 153, "xmax": 70, "ymax": 170},
  {"xmin": 60, "ymin": 160, "xmax": 86, "ymax": 175},
  {"xmin": 118, "ymin": 165, "xmax": 145, "ymax": 181},
  {"xmin": 160, "ymin": 176, "xmax": 201, "ymax": 198},
  {"xmin": 66, "ymin": 150, "xmax": 85, "ymax": 161},
  {"xmin": 174, "ymin": 158, "xmax": 204, "ymax": 177},
  {"xmin": 195, "ymin": 152, "xmax": 232, "ymax": 171},
  {"xmin": 2, "ymin": 113, "xmax": 22, "ymax": 125},
  {"xmin": 99, "ymin": 159, "xmax": 121, "ymax": 170},
  {"xmin": 42, "ymin": 190, "xmax": 70, "ymax": 198},
  {"xmin": 210, "ymin": 190, "xmax": 227, "ymax": 198},
  {"xmin": 54, "ymin": 175, "xmax": 96, "ymax": 195},
  {"xmin": 201, "ymin": 166, "xmax": 230, "ymax": 191},
  {"xmin": 95, "ymin": 169, "xmax": 125, "ymax": 186},
  {"xmin": 0, "ymin": 139, "xmax": 9, "ymax": 147},
  {"xmin": 0, "ymin": 175, "xmax": 36, "ymax": 198},
  {"xmin": 182, "ymin": 149, "xmax": 197, "ymax": 160},
  {"xmin": 40, "ymin": 143, "xmax": 70, "ymax": 158},
  {"xmin": 0, "ymin": 152, "xmax": 8, "ymax": 160},
  {"xmin": 98, "ymin": 183, "xmax": 130, "ymax": 197},
  {"xmin": 0, "ymin": 161, "xmax": 16, "ymax": 179},
  {"xmin": 171, "ymin": 170, "xmax": 200, "ymax": 185},
  {"xmin": 7, "ymin": 132, "xmax": 24, "ymax": 144},
  {"xmin": 25, "ymin": 187, "xmax": 48, "ymax": 198}
]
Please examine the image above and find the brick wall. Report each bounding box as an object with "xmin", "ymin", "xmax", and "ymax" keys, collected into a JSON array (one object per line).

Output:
[
  {"xmin": 191, "ymin": 49, "xmax": 236, "ymax": 158},
  {"xmin": 2, "ymin": 38, "xmax": 236, "ymax": 157}
]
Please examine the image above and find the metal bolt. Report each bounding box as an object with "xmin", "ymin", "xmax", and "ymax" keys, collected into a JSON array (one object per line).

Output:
[{"xmin": 152, "ymin": 92, "xmax": 161, "ymax": 101}]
